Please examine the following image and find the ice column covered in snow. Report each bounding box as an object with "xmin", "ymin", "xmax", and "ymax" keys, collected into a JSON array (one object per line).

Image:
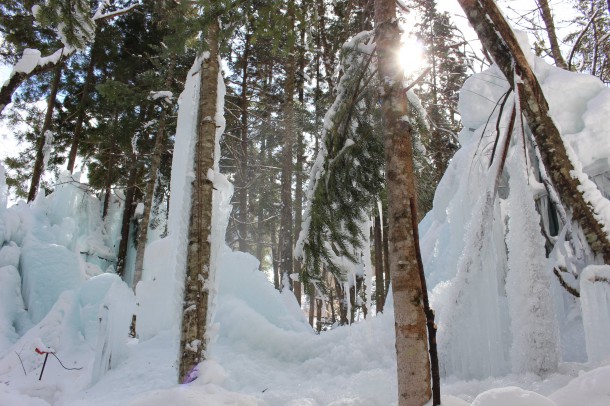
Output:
[
  {"xmin": 91, "ymin": 275, "xmax": 136, "ymax": 384},
  {"xmin": 133, "ymin": 58, "xmax": 201, "ymax": 341},
  {"xmin": 580, "ymin": 265, "xmax": 610, "ymax": 362},
  {"xmin": 505, "ymin": 147, "xmax": 559, "ymax": 374},
  {"xmin": 136, "ymin": 55, "xmax": 232, "ymax": 342}
]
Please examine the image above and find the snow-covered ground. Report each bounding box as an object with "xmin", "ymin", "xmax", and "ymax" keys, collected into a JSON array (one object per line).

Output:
[
  {"xmin": 2, "ymin": 39, "xmax": 610, "ymax": 405},
  {"xmin": 1, "ymin": 241, "xmax": 609, "ymax": 406}
]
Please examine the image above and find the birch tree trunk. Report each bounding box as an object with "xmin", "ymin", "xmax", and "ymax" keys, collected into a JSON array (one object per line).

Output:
[
  {"xmin": 374, "ymin": 0, "xmax": 431, "ymax": 404},
  {"xmin": 178, "ymin": 20, "xmax": 219, "ymax": 383},
  {"xmin": 458, "ymin": 0, "xmax": 610, "ymax": 264}
]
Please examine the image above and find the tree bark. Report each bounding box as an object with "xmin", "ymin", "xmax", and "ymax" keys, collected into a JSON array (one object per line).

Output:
[
  {"xmin": 116, "ymin": 162, "xmax": 139, "ymax": 278},
  {"xmin": 133, "ymin": 55, "xmax": 176, "ymax": 289},
  {"xmin": 293, "ymin": 19, "xmax": 307, "ymax": 307},
  {"xmin": 375, "ymin": 0, "xmax": 432, "ymax": 404},
  {"xmin": 382, "ymin": 212, "xmax": 391, "ymax": 303},
  {"xmin": 374, "ymin": 214, "xmax": 385, "ymax": 313},
  {"xmin": 27, "ymin": 62, "xmax": 62, "ymax": 202},
  {"xmin": 458, "ymin": 0, "xmax": 610, "ymax": 264},
  {"xmin": 272, "ymin": 219, "xmax": 280, "ymax": 290},
  {"xmin": 536, "ymin": 0, "xmax": 567, "ymax": 69},
  {"xmin": 178, "ymin": 20, "xmax": 219, "ymax": 383},
  {"xmin": 308, "ymin": 284, "xmax": 315, "ymax": 327},
  {"xmin": 316, "ymin": 297, "xmax": 322, "ymax": 332},
  {"xmin": 102, "ymin": 153, "xmax": 114, "ymax": 219}
]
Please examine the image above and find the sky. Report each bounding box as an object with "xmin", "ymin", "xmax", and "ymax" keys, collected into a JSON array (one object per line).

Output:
[{"xmin": 438, "ymin": 0, "xmax": 577, "ymax": 52}]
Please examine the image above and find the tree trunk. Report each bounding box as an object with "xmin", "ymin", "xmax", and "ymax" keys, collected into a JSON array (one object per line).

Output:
[
  {"xmin": 328, "ymin": 270, "xmax": 337, "ymax": 324},
  {"xmin": 133, "ymin": 55, "xmax": 176, "ymax": 289},
  {"xmin": 255, "ymin": 132, "xmax": 266, "ymax": 263},
  {"xmin": 458, "ymin": 0, "xmax": 610, "ymax": 264},
  {"xmin": 67, "ymin": 28, "xmax": 102, "ymax": 173},
  {"xmin": 375, "ymin": 0, "xmax": 432, "ymax": 404},
  {"xmin": 536, "ymin": 0, "xmax": 567, "ymax": 69},
  {"xmin": 102, "ymin": 150, "xmax": 114, "ymax": 220},
  {"xmin": 382, "ymin": 213, "xmax": 390, "ymax": 301},
  {"xmin": 308, "ymin": 285, "xmax": 315, "ymax": 327},
  {"xmin": 271, "ymin": 219, "xmax": 280, "ymax": 290},
  {"xmin": 102, "ymin": 111, "xmax": 119, "ymax": 220},
  {"xmin": 293, "ymin": 19, "xmax": 307, "ymax": 307},
  {"xmin": 349, "ymin": 283, "xmax": 356, "ymax": 324},
  {"xmin": 27, "ymin": 62, "xmax": 62, "ymax": 202},
  {"xmin": 316, "ymin": 297, "xmax": 322, "ymax": 332},
  {"xmin": 237, "ymin": 33, "xmax": 251, "ymax": 253},
  {"xmin": 116, "ymin": 162, "xmax": 139, "ymax": 278},
  {"xmin": 316, "ymin": 0, "xmax": 336, "ymax": 95},
  {"xmin": 178, "ymin": 20, "xmax": 219, "ymax": 383},
  {"xmin": 279, "ymin": 0, "xmax": 297, "ymax": 291},
  {"xmin": 335, "ymin": 277, "xmax": 349, "ymax": 325},
  {"xmin": 374, "ymin": 214, "xmax": 385, "ymax": 313}
]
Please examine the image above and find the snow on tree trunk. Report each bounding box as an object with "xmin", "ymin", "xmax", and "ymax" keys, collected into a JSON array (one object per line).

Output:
[
  {"xmin": 506, "ymin": 148, "xmax": 560, "ymax": 375},
  {"xmin": 178, "ymin": 20, "xmax": 220, "ymax": 383},
  {"xmin": 580, "ymin": 265, "xmax": 610, "ymax": 362},
  {"xmin": 375, "ymin": 0, "xmax": 432, "ymax": 404}
]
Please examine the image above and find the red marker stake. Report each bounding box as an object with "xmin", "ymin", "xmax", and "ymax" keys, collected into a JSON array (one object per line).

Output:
[{"xmin": 37, "ymin": 349, "xmax": 50, "ymax": 381}]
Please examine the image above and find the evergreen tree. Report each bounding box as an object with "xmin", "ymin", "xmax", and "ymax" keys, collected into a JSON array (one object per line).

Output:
[
  {"xmin": 414, "ymin": 0, "xmax": 467, "ymax": 187},
  {"xmin": 566, "ymin": 0, "xmax": 610, "ymax": 83}
]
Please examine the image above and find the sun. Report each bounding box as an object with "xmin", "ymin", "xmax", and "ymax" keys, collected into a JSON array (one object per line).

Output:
[{"xmin": 398, "ymin": 35, "xmax": 426, "ymax": 77}]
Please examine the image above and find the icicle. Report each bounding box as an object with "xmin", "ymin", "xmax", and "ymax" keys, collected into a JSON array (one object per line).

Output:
[{"xmin": 505, "ymin": 139, "xmax": 560, "ymax": 374}]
